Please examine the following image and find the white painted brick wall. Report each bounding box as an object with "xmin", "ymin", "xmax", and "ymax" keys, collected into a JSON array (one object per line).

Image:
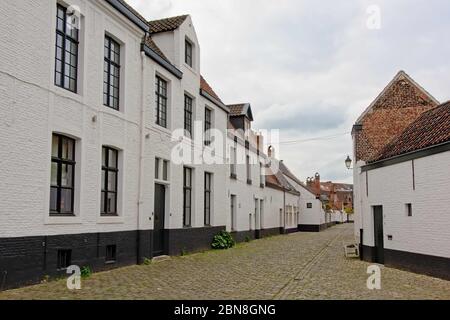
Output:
[
  {"xmin": 0, "ymin": 1, "xmax": 230, "ymax": 238},
  {"xmin": 357, "ymin": 151, "xmax": 450, "ymax": 258}
]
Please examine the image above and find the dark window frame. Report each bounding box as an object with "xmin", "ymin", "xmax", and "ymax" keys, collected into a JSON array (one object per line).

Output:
[
  {"xmin": 204, "ymin": 172, "xmax": 212, "ymax": 226},
  {"xmin": 406, "ymin": 203, "xmax": 412, "ymax": 217},
  {"xmin": 103, "ymin": 35, "xmax": 121, "ymax": 110},
  {"xmin": 184, "ymin": 95, "xmax": 193, "ymax": 137},
  {"xmin": 204, "ymin": 108, "xmax": 212, "ymax": 146},
  {"xmin": 55, "ymin": 4, "xmax": 79, "ymax": 93},
  {"xmin": 57, "ymin": 249, "xmax": 72, "ymax": 270},
  {"xmin": 105, "ymin": 244, "xmax": 117, "ymax": 263},
  {"xmin": 50, "ymin": 134, "xmax": 76, "ymax": 216},
  {"xmin": 183, "ymin": 167, "xmax": 192, "ymax": 227},
  {"xmin": 155, "ymin": 76, "xmax": 168, "ymax": 128},
  {"xmin": 101, "ymin": 146, "xmax": 119, "ymax": 216},
  {"xmin": 307, "ymin": 203, "xmax": 313, "ymax": 209},
  {"xmin": 185, "ymin": 39, "xmax": 193, "ymax": 67}
]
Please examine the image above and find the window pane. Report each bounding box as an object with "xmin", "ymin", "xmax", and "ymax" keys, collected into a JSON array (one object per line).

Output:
[
  {"xmin": 61, "ymin": 137, "xmax": 74, "ymax": 160},
  {"xmin": 185, "ymin": 190, "xmax": 191, "ymax": 207},
  {"xmin": 107, "ymin": 192, "xmax": 116, "ymax": 214},
  {"xmin": 184, "ymin": 168, "xmax": 191, "ymax": 187},
  {"xmin": 108, "ymin": 171, "xmax": 117, "ymax": 191},
  {"xmin": 163, "ymin": 161, "xmax": 168, "ymax": 181},
  {"xmin": 101, "ymin": 191, "xmax": 106, "ymax": 213},
  {"xmin": 101, "ymin": 169, "xmax": 106, "ymax": 190},
  {"xmin": 61, "ymin": 164, "xmax": 73, "ymax": 187},
  {"xmin": 60, "ymin": 188, "xmax": 73, "ymax": 213},
  {"xmin": 52, "ymin": 135, "xmax": 59, "ymax": 157},
  {"xmin": 155, "ymin": 158, "xmax": 160, "ymax": 180},
  {"xmin": 51, "ymin": 162, "xmax": 58, "ymax": 186},
  {"xmin": 108, "ymin": 149, "xmax": 117, "ymax": 168},
  {"xmin": 50, "ymin": 187, "xmax": 58, "ymax": 212}
]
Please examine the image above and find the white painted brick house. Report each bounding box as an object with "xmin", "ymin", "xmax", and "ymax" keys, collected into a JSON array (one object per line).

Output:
[
  {"xmin": 0, "ymin": 0, "xmax": 338, "ymax": 290},
  {"xmin": 354, "ymin": 98, "xmax": 450, "ymax": 280},
  {"xmin": 0, "ymin": 0, "xmax": 231, "ymax": 289}
]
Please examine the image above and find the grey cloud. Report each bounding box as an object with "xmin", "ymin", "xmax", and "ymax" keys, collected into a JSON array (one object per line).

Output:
[{"xmin": 128, "ymin": 0, "xmax": 450, "ymax": 183}]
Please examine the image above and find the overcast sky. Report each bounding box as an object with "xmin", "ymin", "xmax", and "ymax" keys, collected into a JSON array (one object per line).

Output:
[{"xmin": 129, "ymin": 0, "xmax": 450, "ymax": 184}]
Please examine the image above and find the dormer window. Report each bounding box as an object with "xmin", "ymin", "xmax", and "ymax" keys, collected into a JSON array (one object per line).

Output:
[{"xmin": 185, "ymin": 39, "xmax": 193, "ymax": 67}]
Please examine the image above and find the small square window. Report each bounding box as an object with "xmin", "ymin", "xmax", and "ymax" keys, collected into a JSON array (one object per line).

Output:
[
  {"xmin": 307, "ymin": 203, "xmax": 313, "ymax": 209},
  {"xmin": 57, "ymin": 249, "xmax": 72, "ymax": 270},
  {"xmin": 106, "ymin": 245, "xmax": 117, "ymax": 263},
  {"xmin": 406, "ymin": 203, "xmax": 412, "ymax": 217}
]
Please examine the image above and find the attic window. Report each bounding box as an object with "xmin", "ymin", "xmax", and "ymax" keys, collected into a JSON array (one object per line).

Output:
[{"xmin": 185, "ymin": 39, "xmax": 193, "ymax": 67}]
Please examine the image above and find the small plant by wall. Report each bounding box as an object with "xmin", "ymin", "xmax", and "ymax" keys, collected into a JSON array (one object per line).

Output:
[
  {"xmin": 81, "ymin": 266, "xmax": 92, "ymax": 279},
  {"xmin": 211, "ymin": 231, "xmax": 236, "ymax": 249}
]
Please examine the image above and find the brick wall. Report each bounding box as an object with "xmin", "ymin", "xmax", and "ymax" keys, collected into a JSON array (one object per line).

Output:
[{"xmin": 354, "ymin": 74, "xmax": 438, "ymax": 162}]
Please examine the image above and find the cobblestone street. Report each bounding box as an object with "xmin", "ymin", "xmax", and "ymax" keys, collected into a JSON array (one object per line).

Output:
[{"xmin": 0, "ymin": 224, "xmax": 449, "ymax": 300}]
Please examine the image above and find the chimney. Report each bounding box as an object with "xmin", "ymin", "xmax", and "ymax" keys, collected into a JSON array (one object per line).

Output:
[
  {"xmin": 314, "ymin": 173, "xmax": 321, "ymax": 198},
  {"xmin": 268, "ymin": 145, "xmax": 275, "ymax": 159}
]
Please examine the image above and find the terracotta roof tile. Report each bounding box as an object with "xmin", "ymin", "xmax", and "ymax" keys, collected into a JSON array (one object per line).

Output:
[
  {"xmin": 228, "ymin": 104, "xmax": 246, "ymax": 116},
  {"xmin": 371, "ymin": 101, "xmax": 450, "ymax": 162},
  {"xmin": 148, "ymin": 15, "xmax": 189, "ymax": 34},
  {"xmin": 200, "ymin": 76, "xmax": 223, "ymax": 104}
]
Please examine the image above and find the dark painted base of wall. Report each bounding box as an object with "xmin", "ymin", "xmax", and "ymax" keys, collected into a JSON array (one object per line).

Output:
[
  {"xmin": 259, "ymin": 227, "xmax": 282, "ymax": 238},
  {"xmin": 0, "ymin": 230, "xmax": 152, "ymax": 291},
  {"xmin": 232, "ymin": 230, "xmax": 256, "ymax": 243},
  {"xmin": 361, "ymin": 245, "xmax": 450, "ymax": 281},
  {"xmin": 0, "ymin": 226, "xmax": 226, "ymax": 291},
  {"xmin": 284, "ymin": 227, "xmax": 299, "ymax": 234},
  {"xmin": 298, "ymin": 223, "xmax": 330, "ymax": 232},
  {"xmin": 233, "ymin": 227, "xmax": 283, "ymax": 243},
  {"xmin": 164, "ymin": 226, "xmax": 225, "ymax": 256}
]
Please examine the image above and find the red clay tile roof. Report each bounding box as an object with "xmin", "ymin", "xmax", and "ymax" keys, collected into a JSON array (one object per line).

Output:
[
  {"xmin": 148, "ymin": 15, "xmax": 189, "ymax": 34},
  {"xmin": 266, "ymin": 166, "xmax": 300, "ymax": 195},
  {"xmin": 371, "ymin": 101, "xmax": 450, "ymax": 162},
  {"xmin": 266, "ymin": 174, "xmax": 283, "ymax": 190},
  {"xmin": 200, "ymin": 76, "xmax": 224, "ymax": 104},
  {"xmin": 228, "ymin": 104, "xmax": 246, "ymax": 116}
]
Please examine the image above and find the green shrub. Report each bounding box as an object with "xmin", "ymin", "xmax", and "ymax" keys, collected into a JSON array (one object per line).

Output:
[
  {"xmin": 245, "ymin": 236, "xmax": 251, "ymax": 243},
  {"xmin": 81, "ymin": 266, "xmax": 92, "ymax": 278},
  {"xmin": 212, "ymin": 231, "xmax": 235, "ymax": 249},
  {"xmin": 143, "ymin": 258, "xmax": 152, "ymax": 265}
]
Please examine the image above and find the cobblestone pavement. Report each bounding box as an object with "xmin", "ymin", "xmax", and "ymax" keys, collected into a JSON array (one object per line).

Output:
[{"xmin": 1, "ymin": 224, "xmax": 449, "ymax": 300}]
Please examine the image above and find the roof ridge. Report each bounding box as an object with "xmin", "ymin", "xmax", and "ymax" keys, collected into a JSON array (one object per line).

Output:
[
  {"xmin": 148, "ymin": 14, "xmax": 189, "ymax": 34},
  {"xmin": 355, "ymin": 70, "xmax": 439, "ymax": 124},
  {"xmin": 148, "ymin": 14, "xmax": 189, "ymax": 23}
]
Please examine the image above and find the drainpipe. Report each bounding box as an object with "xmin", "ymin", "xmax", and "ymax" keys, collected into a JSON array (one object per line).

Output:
[
  {"xmin": 283, "ymin": 189, "xmax": 286, "ymax": 233},
  {"xmin": 136, "ymin": 48, "xmax": 147, "ymax": 264}
]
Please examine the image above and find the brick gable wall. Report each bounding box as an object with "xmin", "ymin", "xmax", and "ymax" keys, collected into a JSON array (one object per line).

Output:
[{"xmin": 354, "ymin": 76, "xmax": 438, "ymax": 162}]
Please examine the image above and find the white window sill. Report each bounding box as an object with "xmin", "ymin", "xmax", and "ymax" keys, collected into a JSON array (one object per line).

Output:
[
  {"xmin": 151, "ymin": 124, "xmax": 172, "ymax": 137},
  {"xmin": 53, "ymin": 86, "xmax": 84, "ymax": 103},
  {"xmin": 183, "ymin": 63, "xmax": 198, "ymax": 75},
  {"xmin": 97, "ymin": 216, "xmax": 125, "ymax": 224},
  {"xmin": 101, "ymin": 105, "xmax": 126, "ymax": 120},
  {"xmin": 44, "ymin": 216, "xmax": 82, "ymax": 225}
]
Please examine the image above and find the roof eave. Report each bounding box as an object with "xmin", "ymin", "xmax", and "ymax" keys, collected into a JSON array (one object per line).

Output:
[
  {"xmin": 105, "ymin": 0, "xmax": 150, "ymax": 32},
  {"xmin": 200, "ymin": 89, "xmax": 230, "ymax": 113},
  {"xmin": 141, "ymin": 43, "xmax": 183, "ymax": 79},
  {"xmin": 362, "ymin": 141, "xmax": 450, "ymax": 172}
]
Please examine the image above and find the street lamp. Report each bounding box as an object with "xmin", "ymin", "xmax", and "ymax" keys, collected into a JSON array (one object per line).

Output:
[{"xmin": 345, "ymin": 155, "xmax": 353, "ymax": 170}]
